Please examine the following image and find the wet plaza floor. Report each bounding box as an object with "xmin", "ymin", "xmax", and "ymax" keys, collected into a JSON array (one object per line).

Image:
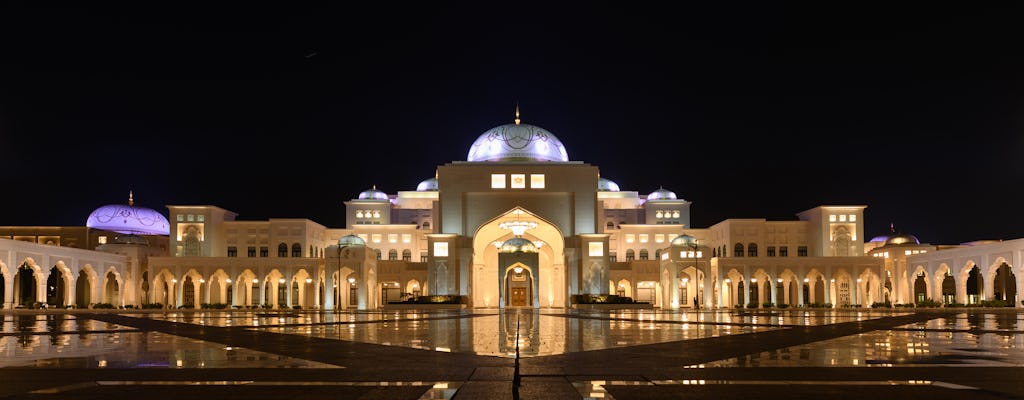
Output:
[{"xmin": 1, "ymin": 308, "xmax": 1023, "ymax": 399}]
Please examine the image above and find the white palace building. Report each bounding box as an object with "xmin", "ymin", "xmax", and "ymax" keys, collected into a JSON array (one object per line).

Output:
[{"xmin": 1, "ymin": 114, "xmax": 1021, "ymax": 310}]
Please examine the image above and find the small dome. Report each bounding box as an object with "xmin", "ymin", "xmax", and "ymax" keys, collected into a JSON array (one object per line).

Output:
[
  {"xmin": 885, "ymin": 233, "xmax": 920, "ymax": 246},
  {"xmin": 499, "ymin": 237, "xmax": 539, "ymax": 253},
  {"xmin": 869, "ymin": 235, "xmax": 890, "ymax": 243},
  {"xmin": 671, "ymin": 234, "xmax": 698, "ymax": 247},
  {"xmin": 646, "ymin": 187, "xmax": 677, "ymax": 201},
  {"xmin": 338, "ymin": 234, "xmax": 366, "ymax": 247},
  {"xmin": 358, "ymin": 186, "xmax": 389, "ymax": 200},
  {"xmin": 86, "ymin": 193, "xmax": 170, "ymax": 235},
  {"xmin": 597, "ymin": 177, "xmax": 620, "ymax": 192},
  {"xmin": 416, "ymin": 177, "xmax": 439, "ymax": 191},
  {"xmin": 467, "ymin": 123, "xmax": 569, "ymax": 162}
]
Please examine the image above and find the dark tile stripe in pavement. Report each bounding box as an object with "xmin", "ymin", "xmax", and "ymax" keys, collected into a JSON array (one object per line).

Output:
[
  {"xmin": 80, "ymin": 313, "xmax": 511, "ymax": 381},
  {"xmin": 521, "ymin": 312, "xmax": 948, "ymax": 378}
]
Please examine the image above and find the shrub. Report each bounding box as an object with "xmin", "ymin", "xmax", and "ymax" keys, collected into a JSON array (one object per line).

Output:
[
  {"xmin": 871, "ymin": 301, "xmax": 892, "ymax": 308},
  {"xmin": 92, "ymin": 303, "xmax": 115, "ymax": 309},
  {"xmin": 762, "ymin": 302, "xmax": 774, "ymax": 308},
  {"xmin": 916, "ymin": 298, "xmax": 942, "ymax": 308},
  {"xmin": 141, "ymin": 303, "xmax": 163, "ymax": 309},
  {"xmin": 570, "ymin": 294, "xmax": 643, "ymax": 304},
  {"xmin": 777, "ymin": 303, "xmax": 789, "ymax": 309}
]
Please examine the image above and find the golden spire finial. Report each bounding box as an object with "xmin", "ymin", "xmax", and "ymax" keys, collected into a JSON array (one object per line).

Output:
[
  {"xmin": 128, "ymin": 190, "xmax": 134, "ymax": 206},
  {"xmin": 514, "ymin": 103, "xmax": 520, "ymax": 125}
]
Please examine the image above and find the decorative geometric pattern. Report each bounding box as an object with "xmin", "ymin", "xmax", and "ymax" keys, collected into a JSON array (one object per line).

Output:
[
  {"xmin": 86, "ymin": 204, "xmax": 170, "ymax": 235},
  {"xmin": 467, "ymin": 123, "xmax": 569, "ymax": 162}
]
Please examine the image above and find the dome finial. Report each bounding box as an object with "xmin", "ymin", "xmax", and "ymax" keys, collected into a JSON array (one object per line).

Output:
[
  {"xmin": 514, "ymin": 102, "xmax": 520, "ymax": 125},
  {"xmin": 890, "ymin": 222, "xmax": 895, "ymax": 234},
  {"xmin": 128, "ymin": 190, "xmax": 134, "ymax": 206}
]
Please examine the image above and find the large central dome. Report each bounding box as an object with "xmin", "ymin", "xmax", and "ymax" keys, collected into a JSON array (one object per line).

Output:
[{"xmin": 467, "ymin": 123, "xmax": 569, "ymax": 162}]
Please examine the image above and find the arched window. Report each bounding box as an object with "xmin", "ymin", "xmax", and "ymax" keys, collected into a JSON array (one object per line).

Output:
[
  {"xmin": 606, "ymin": 221, "xmax": 615, "ymax": 229},
  {"xmin": 292, "ymin": 243, "xmax": 302, "ymax": 257},
  {"xmin": 639, "ymin": 249, "xmax": 649, "ymax": 260},
  {"xmin": 388, "ymin": 249, "xmax": 398, "ymax": 260},
  {"xmin": 422, "ymin": 221, "xmax": 431, "ymax": 230},
  {"xmin": 278, "ymin": 243, "xmax": 288, "ymax": 258},
  {"xmin": 734, "ymin": 243, "xmax": 744, "ymax": 257},
  {"xmin": 655, "ymin": 249, "xmax": 662, "ymax": 260},
  {"xmin": 402, "ymin": 249, "xmax": 411, "ymax": 261},
  {"xmin": 375, "ymin": 249, "xmax": 382, "ymax": 260},
  {"xmin": 747, "ymin": 243, "xmax": 757, "ymax": 257},
  {"xmin": 626, "ymin": 249, "xmax": 635, "ymax": 261},
  {"xmin": 309, "ymin": 245, "xmax": 314, "ymax": 258},
  {"xmin": 182, "ymin": 226, "xmax": 201, "ymax": 256}
]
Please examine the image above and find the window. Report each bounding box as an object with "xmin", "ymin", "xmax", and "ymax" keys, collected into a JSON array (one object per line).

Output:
[
  {"xmin": 606, "ymin": 221, "xmax": 615, "ymax": 230},
  {"xmin": 98, "ymin": 236, "xmax": 107, "ymax": 244},
  {"xmin": 672, "ymin": 211, "xmax": 680, "ymax": 218},
  {"xmin": 375, "ymin": 249, "xmax": 382, "ymax": 260},
  {"xmin": 247, "ymin": 246, "xmax": 256, "ymax": 257},
  {"xmin": 639, "ymin": 234, "xmax": 649, "ymax": 243},
  {"xmin": 798, "ymin": 246, "xmax": 808, "ymax": 257},
  {"xmin": 829, "ymin": 215, "xmax": 836, "ymax": 222},
  {"xmin": 766, "ymin": 246, "xmax": 775, "ymax": 257},
  {"xmin": 779, "ymin": 246, "xmax": 788, "ymax": 257},
  {"xmin": 510, "ymin": 174, "xmax": 526, "ymax": 188},
  {"xmin": 655, "ymin": 249, "xmax": 662, "ymax": 259},
  {"xmin": 747, "ymin": 243, "xmax": 757, "ymax": 257},
  {"xmin": 491, "ymin": 174, "xmax": 506, "ymax": 189},
  {"xmin": 734, "ymin": 243, "xmax": 744, "ymax": 257},
  {"xmin": 402, "ymin": 234, "xmax": 412, "ymax": 243},
  {"xmin": 228, "ymin": 246, "xmax": 237, "ymax": 257},
  {"xmin": 278, "ymin": 243, "xmax": 288, "ymax": 257},
  {"xmin": 626, "ymin": 249, "xmax": 635, "ymax": 261},
  {"xmin": 839, "ymin": 214, "xmax": 847, "ymax": 222},
  {"xmin": 588, "ymin": 242, "xmax": 603, "ymax": 257},
  {"xmin": 639, "ymin": 249, "xmax": 649, "ymax": 260},
  {"xmin": 388, "ymin": 234, "xmax": 398, "ymax": 243},
  {"xmin": 388, "ymin": 249, "xmax": 398, "ymax": 260},
  {"xmin": 656, "ymin": 211, "xmax": 664, "ymax": 218},
  {"xmin": 292, "ymin": 243, "xmax": 301, "ymax": 257},
  {"xmin": 849, "ymin": 214, "xmax": 857, "ymax": 222},
  {"xmin": 434, "ymin": 242, "xmax": 449, "ymax": 257},
  {"xmin": 187, "ymin": 214, "xmax": 195, "ymax": 222},
  {"xmin": 625, "ymin": 234, "xmax": 635, "ymax": 244},
  {"xmin": 372, "ymin": 234, "xmax": 382, "ymax": 243},
  {"xmin": 530, "ymin": 174, "xmax": 545, "ymax": 188},
  {"xmin": 402, "ymin": 249, "xmax": 412, "ymax": 261},
  {"xmin": 609, "ymin": 252, "xmax": 617, "ymax": 262},
  {"xmin": 197, "ymin": 214, "xmax": 205, "ymax": 222},
  {"xmin": 260, "ymin": 246, "xmax": 268, "ymax": 257},
  {"xmin": 357, "ymin": 234, "xmax": 368, "ymax": 242},
  {"xmin": 176, "ymin": 214, "xmax": 184, "ymax": 222},
  {"xmin": 655, "ymin": 234, "xmax": 665, "ymax": 243}
]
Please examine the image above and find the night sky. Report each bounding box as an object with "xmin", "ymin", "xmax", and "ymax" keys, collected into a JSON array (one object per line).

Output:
[{"xmin": 1, "ymin": 3, "xmax": 1022, "ymax": 245}]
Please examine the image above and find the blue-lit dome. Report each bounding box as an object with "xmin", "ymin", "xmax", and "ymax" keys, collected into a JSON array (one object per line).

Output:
[
  {"xmin": 869, "ymin": 235, "xmax": 890, "ymax": 243},
  {"xmin": 416, "ymin": 177, "xmax": 439, "ymax": 191},
  {"xmin": 86, "ymin": 193, "xmax": 169, "ymax": 235},
  {"xmin": 597, "ymin": 177, "xmax": 620, "ymax": 192},
  {"xmin": 467, "ymin": 123, "xmax": 569, "ymax": 162},
  {"xmin": 671, "ymin": 234, "xmax": 698, "ymax": 247},
  {"xmin": 338, "ymin": 234, "xmax": 366, "ymax": 247},
  {"xmin": 646, "ymin": 187, "xmax": 677, "ymax": 201},
  {"xmin": 499, "ymin": 237, "xmax": 539, "ymax": 253},
  {"xmin": 358, "ymin": 186, "xmax": 389, "ymax": 200}
]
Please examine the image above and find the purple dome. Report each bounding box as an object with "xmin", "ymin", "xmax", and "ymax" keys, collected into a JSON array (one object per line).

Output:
[{"xmin": 86, "ymin": 194, "xmax": 169, "ymax": 235}]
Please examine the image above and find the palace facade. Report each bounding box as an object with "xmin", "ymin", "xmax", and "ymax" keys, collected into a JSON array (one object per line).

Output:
[{"xmin": 1, "ymin": 116, "xmax": 1020, "ymax": 309}]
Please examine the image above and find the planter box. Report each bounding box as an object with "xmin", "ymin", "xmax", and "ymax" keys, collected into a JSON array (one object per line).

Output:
[
  {"xmin": 571, "ymin": 303, "xmax": 653, "ymax": 310},
  {"xmin": 381, "ymin": 303, "xmax": 467, "ymax": 310}
]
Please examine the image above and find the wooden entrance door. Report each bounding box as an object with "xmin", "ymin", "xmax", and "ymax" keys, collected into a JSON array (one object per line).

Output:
[{"xmin": 510, "ymin": 288, "xmax": 528, "ymax": 306}]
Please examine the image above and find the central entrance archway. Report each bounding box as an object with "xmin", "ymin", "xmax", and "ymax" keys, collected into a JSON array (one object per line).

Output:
[
  {"xmin": 503, "ymin": 263, "xmax": 535, "ymax": 307},
  {"xmin": 471, "ymin": 207, "xmax": 566, "ymax": 308}
]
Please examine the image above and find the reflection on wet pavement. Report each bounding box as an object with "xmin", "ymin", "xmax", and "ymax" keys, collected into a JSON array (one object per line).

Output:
[
  {"xmin": 699, "ymin": 312, "xmax": 1024, "ymax": 368},
  {"xmin": 1, "ymin": 328, "xmax": 339, "ymax": 369}
]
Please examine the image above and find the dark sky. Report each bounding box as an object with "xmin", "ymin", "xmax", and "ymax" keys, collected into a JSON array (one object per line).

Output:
[{"xmin": 1, "ymin": 3, "xmax": 1022, "ymax": 245}]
